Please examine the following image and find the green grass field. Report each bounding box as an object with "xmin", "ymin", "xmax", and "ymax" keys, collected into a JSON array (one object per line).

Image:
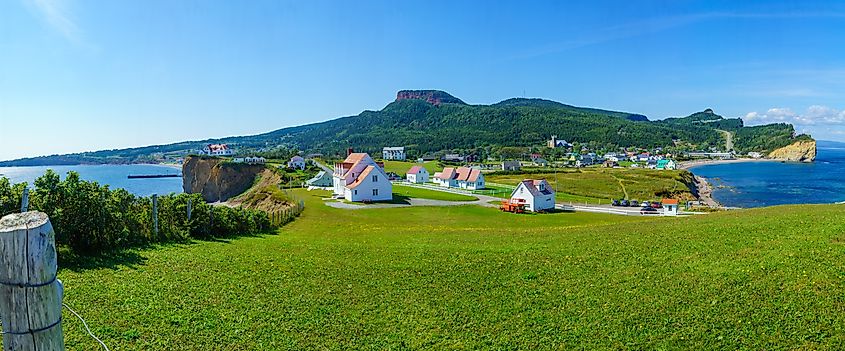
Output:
[
  {"xmin": 381, "ymin": 160, "xmax": 443, "ymax": 175},
  {"xmin": 393, "ymin": 184, "xmax": 478, "ymax": 201},
  {"xmin": 39, "ymin": 189, "xmax": 845, "ymax": 349},
  {"xmin": 487, "ymin": 168, "xmax": 694, "ymax": 202}
]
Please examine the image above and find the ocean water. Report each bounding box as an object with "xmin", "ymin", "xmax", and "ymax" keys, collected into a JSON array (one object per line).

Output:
[
  {"xmin": 0, "ymin": 164, "xmax": 183, "ymax": 197},
  {"xmin": 689, "ymin": 141, "xmax": 845, "ymax": 208}
]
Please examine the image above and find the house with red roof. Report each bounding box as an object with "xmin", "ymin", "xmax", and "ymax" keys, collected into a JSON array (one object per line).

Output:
[
  {"xmin": 200, "ymin": 144, "xmax": 234, "ymax": 156},
  {"xmin": 406, "ymin": 165, "xmax": 429, "ymax": 184},
  {"xmin": 661, "ymin": 198, "xmax": 679, "ymax": 216},
  {"xmin": 332, "ymin": 153, "xmax": 392, "ymax": 202},
  {"xmin": 510, "ymin": 179, "xmax": 555, "ymax": 212},
  {"xmin": 433, "ymin": 166, "xmax": 485, "ymax": 190}
]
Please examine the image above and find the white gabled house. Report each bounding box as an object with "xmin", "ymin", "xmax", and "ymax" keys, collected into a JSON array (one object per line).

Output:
[
  {"xmin": 510, "ymin": 179, "xmax": 556, "ymax": 212},
  {"xmin": 332, "ymin": 153, "xmax": 393, "ymax": 202},
  {"xmin": 433, "ymin": 167, "xmax": 485, "ymax": 190},
  {"xmin": 288, "ymin": 156, "xmax": 306, "ymax": 170},
  {"xmin": 200, "ymin": 144, "xmax": 234, "ymax": 156},
  {"xmin": 406, "ymin": 166, "xmax": 429, "ymax": 184},
  {"xmin": 382, "ymin": 147, "xmax": 406, "ymax": 161}
]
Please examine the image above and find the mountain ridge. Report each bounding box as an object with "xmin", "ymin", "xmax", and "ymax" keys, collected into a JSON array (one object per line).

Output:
[{"xmin": 0, "ymin": 90, "xmax": 813, "ymax": 166}]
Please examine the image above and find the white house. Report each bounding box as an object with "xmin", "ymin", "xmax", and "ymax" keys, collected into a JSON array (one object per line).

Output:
[
  {"xmin": 502, "ymin": 160, "xmax": 521, "ymax": 171},
  {"xmin": 382, "ymin": 147, "xmax": 406, "ymax": 161},
  {"xmin": 332, "ymin": 153, "xmax": 393, "ymax": 202},
  {"xmin": 288, "ymin": 156, "xmax": 306, "ymax": 170},
  {"xmin": 406, "ymin": 166, "xmax": 429, "ymax": 184},
  {"xmin": 510, "ymin": 179, "xmax": 556, "ymax": 212},
  {"xmin": 233, "ymin": 156, "xmax": 265, "ymax": 164},
  {"xmin": 306, "ymin": 171, "xmax": 333, "ymax": 188},
  {"xmin": 433, "ymin": 167, "xmax": 485, "ymax": 190},
  {"xmin": 200, "ymin": 144, "xmax": 234, "ymax": 156},
  {"xmin": 662, "ymin": 198, "xmax": 679, "ymax": 216}
]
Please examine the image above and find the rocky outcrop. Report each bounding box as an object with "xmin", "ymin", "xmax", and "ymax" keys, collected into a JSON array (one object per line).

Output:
[
  {"xmin": 767, "ymin": 140, "xmax": 817, "ymax": 162},
  {"xmin": 182, "ymin": 156, "xmax": 265, "ymax": 202},
  {"xmin": 396, "ymin": 90, "xmax": 466, "ymax": 106}
]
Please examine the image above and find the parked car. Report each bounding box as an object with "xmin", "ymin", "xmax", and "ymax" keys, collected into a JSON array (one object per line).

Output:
[
  {"xmin": 641, "ymin": 201, "xmax": 651, "ymax": 207},
  {"xmin": 611, "ymin": 199, "xmax": 620, "ymax": 206},
  {"xmin": 630, "ymin": 200, "xmax": 639, "ymax": 207},
  {"xmin": 640, "ymin": 207, "xmax": 659, "ymax": 215},
  {"xmin": 621, "ymin": 199, "xmax": 630, "ymax": 207},
  {"xmin": 650, "ymin": 202, "xmax": 662, "ymax": 209}
]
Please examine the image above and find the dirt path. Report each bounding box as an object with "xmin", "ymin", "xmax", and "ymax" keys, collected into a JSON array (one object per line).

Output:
[
  {"xmin": 609, "ymin": 174, "xmax": 629, "ymax": 199},
  {"xmin": 717, "ymin": 129, "xmax": 734, "ymax": 151}
]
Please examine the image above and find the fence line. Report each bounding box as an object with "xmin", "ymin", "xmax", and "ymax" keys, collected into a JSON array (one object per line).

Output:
[{"xmin": 267, "ymin": 188, "xmax": 306, "ymax": 227}]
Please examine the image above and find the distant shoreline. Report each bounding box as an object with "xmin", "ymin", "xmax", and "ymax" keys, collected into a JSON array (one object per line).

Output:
[{"xmin": 678, "ymin": 158, "xmax": 782, "ymax": 170}]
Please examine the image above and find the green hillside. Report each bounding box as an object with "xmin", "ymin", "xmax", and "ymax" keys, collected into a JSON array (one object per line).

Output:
[
  {"xmin": 0, "ymin": 91, "xmax": 812, "ymax": 165},
  {"xmin": 47, "ymin": 189, "xmax": 845, "ymax": 350}
]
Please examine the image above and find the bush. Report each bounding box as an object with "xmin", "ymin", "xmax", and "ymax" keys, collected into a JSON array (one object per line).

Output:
[{"xmin": 2, "ymin": 170, "xmax": 274, "ymax": 254}]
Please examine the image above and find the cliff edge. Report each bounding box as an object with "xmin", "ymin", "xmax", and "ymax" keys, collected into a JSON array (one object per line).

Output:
[
  {"xmin": 768, "ymin": 139, "xmax": 817, "ymax": 162},
  {"xmin": 182, "ymin": 156, "xmax": 265, "ymax": 202}
]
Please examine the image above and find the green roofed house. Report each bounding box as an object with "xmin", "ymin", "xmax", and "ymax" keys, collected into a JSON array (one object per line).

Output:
[
  {"xmin": 656, "ymin": 159, "xmax": 677, "ymax": 170},
  {"xmin": 306, "ymin": 170, "xmax": 333, "ymax": 188}
]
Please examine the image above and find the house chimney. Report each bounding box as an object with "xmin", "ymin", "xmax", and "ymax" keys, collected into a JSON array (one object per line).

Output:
[{"xmin": 347, "ymin": 147, "xmax": 354, "ymax": 156}]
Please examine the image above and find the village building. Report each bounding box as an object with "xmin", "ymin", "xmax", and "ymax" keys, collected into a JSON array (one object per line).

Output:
[
  {"xmin": 548, "ymin": 135, "xmax": 572, "ymax": 148},
  {"xmin": 662, "ymin": 198, "xmax": 679, "ymax": 216},
  {"xmin": 502, "ymin": 160, "xmax": 521, "ymax": 171},
  {"xmin": 656, "ymin": 159, "xmax": 677, "ymax": 170},
  {"xmin": 510, "ymin": 179, "xmax": 556, "ymax": 212},
  {"xmin": 332, "ymin": 153, "xmax": 393, "ymax": 202},
  {"xmin": 406, "ymin": 166, "xmax": 429, "ymax": 183},
  {"xmin": 200, "ymin": 144, "xmax": 234, "ymax": 156},
  {"xmin": 306, "ymin": 171, "xmax": 333, "ymax": 188},
  {"xmin": 287, "ymin": 156, "xmax": 306, "ymax": 170},
  {"xmin": 603, "ymin": 160, "xmax": 619, "ymax": 168},
  {"xmin": 382, "ymin": 147, "xmax": 406, "ymax": 161},
  {"xmin": 441, "ymin": 154, "xmax": 465, "ymax": 162},
  {"xmin": 233, "ymin": 156, "xmax": 266, "ymax": 164},
  {"xmin": 433, "ymin": 166, "xmax": 485, "ymax": 190}
]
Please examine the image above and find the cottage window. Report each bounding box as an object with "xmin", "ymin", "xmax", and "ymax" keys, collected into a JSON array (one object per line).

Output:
[
  {"xmin": 354, "ymin": 190, "xmax": 357, "ymax": 195},
  {"xmin": 373, "ymin": 189, "xmax": 378, "ymax": 196},
  {"xmin": 372, "ymin": 175, "xmax": 378, "ymax": 182}
]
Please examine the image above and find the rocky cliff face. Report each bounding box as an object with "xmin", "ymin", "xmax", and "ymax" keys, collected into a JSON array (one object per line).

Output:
[
  {"xmin": 182, "ymin": 156, "xmax": 265, "ymax": 202},
  {"xmin": 396, "ymin": 90, "xmax": 466, "ymax": 106},
  {"xmin": 768, "ymin": 140, "xmax": 817, "ymax": 162}
]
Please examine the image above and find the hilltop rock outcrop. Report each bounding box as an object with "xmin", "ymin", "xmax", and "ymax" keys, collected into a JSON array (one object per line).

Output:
[
  {"xmin": 182, "ymin": 156, "xmax": 265, "ymax": 202},
  {"xmin": 396, "ymin": 90, "xmax": 466, "ymax": 106},
  {"xmin": 768, "ymin": 140, "xmax": 817, "ymax": 162}
]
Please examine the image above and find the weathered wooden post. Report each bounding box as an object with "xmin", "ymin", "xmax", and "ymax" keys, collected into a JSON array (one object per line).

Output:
[
  {"xmin": 186, "ymin": 198, "xmax": 192, "ymax": 221},
  {"xmin": 19, "ymin": 187, "xmax": 29, "ymax": 213},
  {"xmin": 0, "ymin": 212, "xmax": 64, "ymax": 350},
  {"xmin": 152, "ymin": 194, "xmax": 159, "ymax": 237}
]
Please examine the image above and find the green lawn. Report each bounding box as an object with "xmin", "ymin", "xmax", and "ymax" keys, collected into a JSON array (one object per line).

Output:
[
  {"xmin": 393, "ymin": 184, "xmax": 478, "ymax": 201},
  {"xmin": 40, "ymin": 190, "xmax": 845, "ymax": 349},
  {"xmin": 381, "ymin": 160, "xmax": 443, "ymax": 175},
  {"xmin": 480, "ymin": 182, "xmax": 608, "ymax": 204},
  {"xmin": 486, "ymin": 168, "xmax": 694, "ymax": 202}
]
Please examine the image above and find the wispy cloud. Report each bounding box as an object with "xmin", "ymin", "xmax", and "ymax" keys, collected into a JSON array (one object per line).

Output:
[
  {"xmin": 744, "ymin": 105, "xmax": 845, "ymax": 126},
  {"xmin": 24, "ymin": 0, "xmax": 84, "ymax": 44},
  {"xmin": 510, "ymin": 11, "xmax": 845, "ymax": 61}
]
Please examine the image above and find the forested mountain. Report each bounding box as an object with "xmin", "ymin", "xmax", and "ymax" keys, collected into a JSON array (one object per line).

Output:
[{"xmin": 0, "ymin": 90, "xmax": 812, "ymax": 165}]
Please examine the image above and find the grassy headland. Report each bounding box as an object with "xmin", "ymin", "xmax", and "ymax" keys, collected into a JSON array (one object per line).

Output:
[{"xmin": 46, "ymin": 189, "xmax": 845, "ymax": 350}]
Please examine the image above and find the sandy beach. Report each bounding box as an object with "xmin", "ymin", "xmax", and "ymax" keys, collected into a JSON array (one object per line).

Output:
[{"xmin": 678, "ymin": 158, "xmax": 781, "ymax": 170}]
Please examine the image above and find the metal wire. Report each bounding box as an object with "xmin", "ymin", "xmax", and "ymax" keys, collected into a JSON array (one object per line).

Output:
[{"xmin": 63, "ymin": 302, "xmax": 110, "ymax": 351}]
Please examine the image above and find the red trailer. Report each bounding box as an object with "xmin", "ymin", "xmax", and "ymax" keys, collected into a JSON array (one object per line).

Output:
[{"xmin": 500, "ymin": 198, "xmax": 526, "ymax": 213}]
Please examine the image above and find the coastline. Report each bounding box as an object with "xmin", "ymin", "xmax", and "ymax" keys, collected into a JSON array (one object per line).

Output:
[{"xmin": 678, "ymin": 158, "xmax": 782, "ymax": 170}]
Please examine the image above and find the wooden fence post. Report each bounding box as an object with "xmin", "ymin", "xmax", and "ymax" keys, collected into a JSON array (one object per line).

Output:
[
  {"xmin": 152, "ymin": 194, "xmax": 159, "ymax": 237},
  {"xmin": 20, "ymin": 187, "xmax": 29, "ymax": 213},
  {"xmin": 0, "ymin": 212, "xmax": 64, "ymax": 351},
  {"xmin": 186, "ymin": 198, "xmax": 192, "ymax": 221}
]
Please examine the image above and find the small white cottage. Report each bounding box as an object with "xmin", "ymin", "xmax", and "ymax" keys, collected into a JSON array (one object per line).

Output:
[
  {"xmin": 406, "ymin": 166, "xmax": 429, "ymax": 184},
  {"xmin": 509, "ymin": 179, "xmax": 556, "ymax": 212},
  {"xmin": 662, "ymin": 198, "xmax": 679, "ymax": 216},
  {"xmin": 288, "ymin": 156, "xmax": 306, "ymax": 170}
]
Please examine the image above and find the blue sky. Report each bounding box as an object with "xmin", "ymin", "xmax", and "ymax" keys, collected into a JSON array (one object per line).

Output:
[{"xmin": 3, "ymin": 0, "xmax": 845, "ymax": 160}]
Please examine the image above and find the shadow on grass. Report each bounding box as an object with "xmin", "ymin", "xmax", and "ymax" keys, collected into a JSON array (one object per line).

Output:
[{"xmin": 58, "ymin": 230, "xmax": 279, "ymax": 272}]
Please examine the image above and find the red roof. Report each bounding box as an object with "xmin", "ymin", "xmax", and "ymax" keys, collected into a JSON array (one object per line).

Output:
[
  {"xmin": 347, "ymin": 166, "xmax": 375, "ymax": 189},
  {"xmin": 407, "ymin": 166, "xmax": 423, "ymax": 174},
  {"xmin": 662, "ymin": 198, "xmax": 679, "ymax": 205}
]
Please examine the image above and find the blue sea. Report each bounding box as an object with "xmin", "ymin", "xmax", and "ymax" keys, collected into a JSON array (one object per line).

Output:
[
  {"xmin": 0, "ymin": 164, "xmax": 183, "ymax": 197},
  {"xmin": 689, "ymin": 141, "xmax": 845, "ymax": 208}
]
